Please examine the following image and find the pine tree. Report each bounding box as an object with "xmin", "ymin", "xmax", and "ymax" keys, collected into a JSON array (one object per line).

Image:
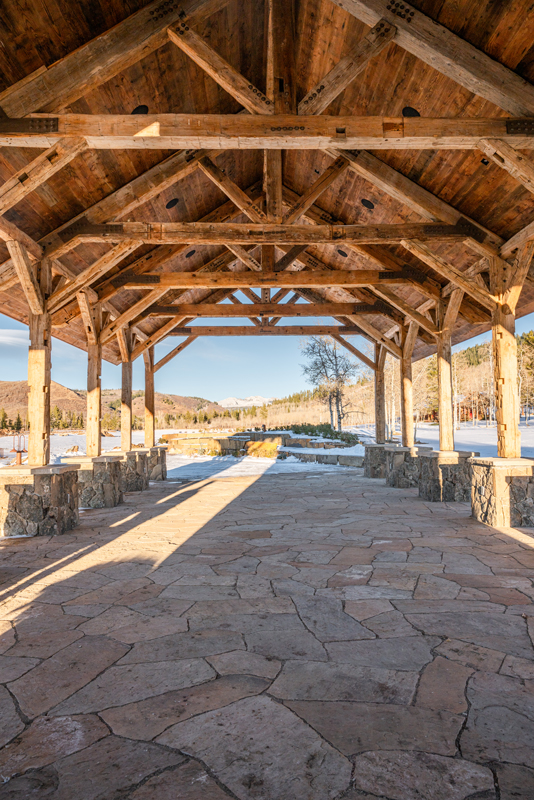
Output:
[
  {"xmin": 0, "ymin": 409, "xmax": 7, "ymax": 429},
  {"xmin": 14, "ymin": 413, "xmax": 22, "ymax": 431}
]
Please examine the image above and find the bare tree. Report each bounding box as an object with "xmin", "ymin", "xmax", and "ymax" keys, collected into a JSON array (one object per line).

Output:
[{"xmin": 300, "ymin": 337, "xmax": 359, "ymax": 431}]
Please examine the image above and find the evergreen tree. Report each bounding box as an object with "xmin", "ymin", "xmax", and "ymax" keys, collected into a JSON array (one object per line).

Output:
[
  {"xmin": 14, "ymin": 413, "xmax": 22, "ymax": 432},
  {"xmin": 0, "ymin": 409, "xmax": 7, "ymax": 429}
]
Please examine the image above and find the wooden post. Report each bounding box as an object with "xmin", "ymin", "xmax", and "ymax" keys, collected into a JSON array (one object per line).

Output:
[
  {"xmin": 27, "ymin": 258, "xmax": 52, "ymax": 466},
  {"xmin": 86, "ymin": 305, "xmax": 102, "ymax": 458},
  {"xmin": 493, "ymin": 304, "xmax": 520, "ymax": 457},
  {"xmin": 436, "ymin": 289, "xmax": 463, "ymax": 451},
  {"xmin": 488, "ymin": 247, "xmax": 534, "ymax": 459},
  {"xmin": 400, "ymin": 323, "xmax": 418, "ymax": 448},
  {"xmin": 374, "ymin": 344, "xmax": 386, "ymax": 444},
  {"xmin": 144, "ymin": 347, "xmax": 155, "ymax": 448},
  {"xmin": 121, "ymin": 360, "xmax": 133, "ymax": 452},
  {"xmin": 436, "ymin": 332, "xmax": 454, "ymax": 451}
]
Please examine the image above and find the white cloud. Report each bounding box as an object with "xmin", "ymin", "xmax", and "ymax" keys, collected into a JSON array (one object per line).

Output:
[{"xmin": 0, "ymin": 330, "xmax": 29, "ymax": 348}]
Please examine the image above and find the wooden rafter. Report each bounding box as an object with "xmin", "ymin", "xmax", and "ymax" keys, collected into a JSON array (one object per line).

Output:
[
  {"xmin": 0, "ymin": 0, "xmax": 231, "ymax": 117},
  {"xmin": 477, "ymin": 139, "xmax": 534, "ymax": 197},
  {"xmin": 76, "ymin": 290, "xmax": 99, "ymax": 346},
  {"xmin": 368, "ymin": 284, "xmax": 438, "ymax": 335},
  {"xmin": 503, "ymin": 240, "xmax": 534, "ymax": 313},
  {"xmin": 198, "ymin": 157, "xmax": 266, "ymax": 222},
  {"xmin": 168, "ymin": 23, "xmax": 273, "ymax": 115},
  {"xmin": 154, "ymin": 336, "xmax": 198, "ymax": 373},
  {"xmin": 0, "ymin": 138, "xmax": 87, "ymax": 215},
  {"xmin": 282, "ymin": 157, "xmax": 349, "ymax": 224},
  {"xmin": 400, "ymin": 240, "xmax": 499, "ymax": 313},
  {"xmin": 324, "ymin": 148, "xmax": 503, "ymax": 254},
  {"xmin": 299, "ymin": 18, "xmax": 396, "ymax": 115},
  {"xmin": 47, "ymin": 241, "xmax": 140, "ymax": 313},
  {"xmin": 6, "ymin": 241, "xmax": 44, "ymax": 316},
  {"xmin": 330, "ymin": 0, "xmax": 534, "ymax": 116},
  {"xmin": 331, "ymin": 334, "xmax": 376, "ymax": 371}
]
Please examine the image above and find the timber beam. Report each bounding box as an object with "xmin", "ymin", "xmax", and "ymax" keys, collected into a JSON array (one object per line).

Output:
[
  {"xmin": 144, "ymin": 301, "xmax": 394, "ymax": 317},
  {"xmin": 110, "ymin": 269, "xmax": 438, "ymax": 289},
  {"xmin": 3, "ymin": 116, "xmax": 534, "ymax": 150},
  {"xmin": 48, "ymin": 220, "xmax": 484, "ymax": 249},
  {"xmin": 167, "ymin": 325, "xmax": 365, "ymax": 335}
]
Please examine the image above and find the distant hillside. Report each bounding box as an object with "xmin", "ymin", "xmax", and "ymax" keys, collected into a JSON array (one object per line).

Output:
[
  {"xmin": 0, "ymin": 381, "xmax": 225, "ymax": 427},
  {"xmin": 0, "ymin": 381, "xmax": 86, "ymax": 423}
]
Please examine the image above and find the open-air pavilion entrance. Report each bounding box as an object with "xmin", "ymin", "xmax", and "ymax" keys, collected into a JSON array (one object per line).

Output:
[{"xmin": 0, "ymin": 0, "xmax": 534, "ymax": 796}]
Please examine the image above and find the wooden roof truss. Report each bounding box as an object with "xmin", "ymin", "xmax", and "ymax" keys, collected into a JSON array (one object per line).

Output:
[{"xmin": 0, "ymin": 0, "xmax": 534, "ymax": 368}]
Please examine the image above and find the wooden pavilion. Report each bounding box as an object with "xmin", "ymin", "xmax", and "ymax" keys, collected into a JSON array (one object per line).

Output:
[{"xmin": 1, "ymin": 0, "xmax": 534, "ymax": 518}]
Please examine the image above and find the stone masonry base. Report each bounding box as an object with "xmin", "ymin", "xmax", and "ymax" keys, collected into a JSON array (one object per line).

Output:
[
  {"xmin": 385, "ymin": 445, "xmax": 433, "ymax": 489},
  {"xmin": 60, "ymin": 455, "xmax": 123, "ymax": 509},
  {"xmin": 0, "ymin": 464, "xmax": 79, "ymax": 537},
  {"xmin": 363, "ymin": 444, "xmax": 388, "ymax": 479},
  {"xmin": 419, "ymin": 451, "xmax": 480, "ymax": 502},
  {"xmin": 470, "ymin": 457, "xmax": 534, "ymax": 527}
]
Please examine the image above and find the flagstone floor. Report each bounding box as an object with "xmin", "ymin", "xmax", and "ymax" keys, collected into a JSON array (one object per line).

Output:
[{"xmin": 0, "ymin": 470, "xmax": 533, "ymax": 799}]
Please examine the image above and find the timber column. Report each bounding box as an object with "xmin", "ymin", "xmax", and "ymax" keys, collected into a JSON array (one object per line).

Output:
[
  {"xmin": 120, "ymin": 331, "xmax": 133, "ymax": 453},
  {"xmin": 364, "ymin": 344, "xmax": 387, "ymax": 479},
  {"xmin": 374, "ymin": 344, "xmax": 386, "ymax": 444},
  {"xmin": 27, "ymin": 257, "xmax": 52, "ymax": 466},
  {"xmin": 470, "ymin": 246, "xmax": 534, "ymax": 526},
  {"xmin": 436, "ymin": 289, "xmax": 463, "ymax": 452},
  {"xmin": 384, "ymin": 324, "xmax": 429, "ymax": 488},
  {"xmin": 400, "ymin": 323, "xmax": 417, "ymax": 448},
  {"xmin": 86, "ymin": 305, "xmax": 102, "ymax": 458},
  {"xmin": 419, "ymin": 289, "xmax": 480, "ymax": 503},
  {"xmin": 144, "ymin": 347, "xmax": 155, "ymax": 448}
]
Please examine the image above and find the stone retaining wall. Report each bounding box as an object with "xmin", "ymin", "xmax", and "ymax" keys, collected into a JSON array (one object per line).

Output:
[
  {"xmin": 0, "ymin": 465, "xmax": 79, "ymax": 537},
  {"xmin": 278, "ymin": 451, "xmax": 363, "ymax": 467},
  {"xmin": 418, "ymin": 451, "xmax": 479, "ymax": 502}
]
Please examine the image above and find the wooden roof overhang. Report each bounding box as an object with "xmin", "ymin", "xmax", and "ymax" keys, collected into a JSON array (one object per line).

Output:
[{"xmin": 0, "ymin": 0, "xmax": 534, "ymax": 367}]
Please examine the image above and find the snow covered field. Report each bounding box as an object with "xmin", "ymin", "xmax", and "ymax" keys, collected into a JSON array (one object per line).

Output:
[
  {"xmin": 2, "ymin": 422, "xmax": 534, "ymax": 481},
  {"xmin": 352, "ymin": 421, "xmax": 534, "ymax": 458}
]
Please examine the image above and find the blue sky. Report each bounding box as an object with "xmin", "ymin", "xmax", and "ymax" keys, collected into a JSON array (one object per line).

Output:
[{"xmin": 2, "ymin": 310, "xmax": 533, "ymax": 403}]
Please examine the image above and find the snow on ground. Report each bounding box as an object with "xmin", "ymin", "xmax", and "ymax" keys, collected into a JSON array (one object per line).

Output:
[
  {"xmin": 6, "ymin": 421, "xmax": 534, "ymax": 479},
  {"xmin": 351, "ymin": 421, "xmax": 534, "ymax": 458},
  {"xmin": 280, "ymin": 443, "xmax": 365, "ymax": 456},
  {"xmin": 0, "ymin": 429, "xmax": 359, "ymax": 480},
  {"xmin": 165, "ymin": 454, "xmax": 357, "ymax": 480}
]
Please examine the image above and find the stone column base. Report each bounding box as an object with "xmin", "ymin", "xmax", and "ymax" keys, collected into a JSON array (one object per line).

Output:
[
  {"xmin": 363, "ymin": 443, "xmax": 388, "ymax": 478},
  {"xmin": 0, "ymin": 464, "xmax": 79, "ymax": 537},
  {"xmin": 385, "ymin": 445, "xmax": 433, "ymax": 488},
  {"xmin": 60, "ymin": 455, "xmax": 123, "ymax": 509},
  {"xmin": 419, "ymin": 450, "xmax": 479, "ymax": 502},
  {"xmin": 470, "ymin": 457, "xmax": 534, "ymax": 527},
  {"xmin": 146, "ymin": 446, "xmax": 167, "ymax": 480},
  {"xmin": 117, "ymin": 450, "xmax": 149, "ymax": 492}
]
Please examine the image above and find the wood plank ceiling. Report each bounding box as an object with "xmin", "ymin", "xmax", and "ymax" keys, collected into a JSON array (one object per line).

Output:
[{"xmin": 0, "ymin": 0, "xmax": 533, "ymax": 364}]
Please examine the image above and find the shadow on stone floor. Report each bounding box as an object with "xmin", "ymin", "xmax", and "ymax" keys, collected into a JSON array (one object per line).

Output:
[{"xmin": 0, "ymin": 471, "xmax": 532, "ymax": 799}]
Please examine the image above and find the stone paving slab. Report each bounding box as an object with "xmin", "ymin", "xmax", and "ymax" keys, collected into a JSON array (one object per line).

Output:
[{"xmin": 0, "ymin": 471, "xmax": 532, "ymax": 798}]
